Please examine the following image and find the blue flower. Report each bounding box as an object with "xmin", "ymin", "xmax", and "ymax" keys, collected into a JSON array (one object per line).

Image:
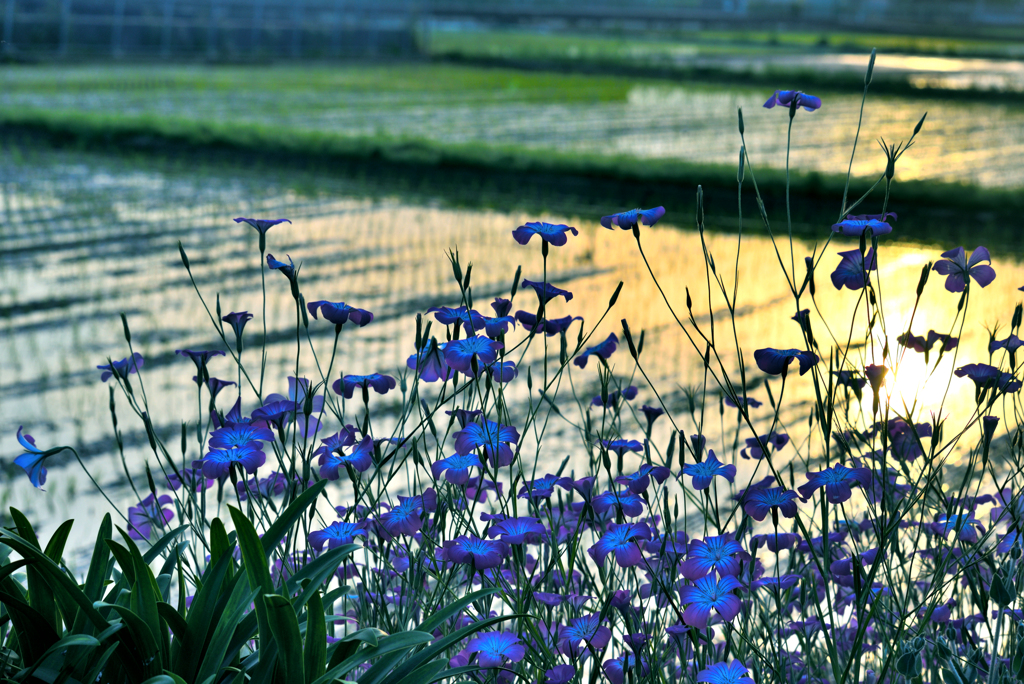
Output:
[
  {"xmin": 193, "ymin": 443, "xmax": 266, "ymax": 479},
  {"xmin": 442, "ymin": 336, "xmax": 504, "ymax": 378},
  {"xmin": 640, "ymin": 404, "xmax": 664, "ymax": 429},
  {"xmin": 197, "ymin": 376, "xmax": 236, "ymax": 398},
  {"xmin": 453, "ymin": 420, "xmax": 520, "ymax": 467},
  {"xmin": 592, "ymin": 386, "xmax": 638, "ymax": 409},
  {"xmin": 428, "ymin": 306, "xmax": 489, "ymax": 336},
  {"xmin": 679, "ymin": 535, "xmax": 746, "ymax": 579},
  {"xmin": 487, "ymin": 517, "xmax": 547, "ymax": 545},
  {"xmin": 603, "ymin": 653, "xmax": 650, "ymax": 684},
  {"xmin": 615, "ymin": 464, "xmax": 671, "ymax": 494},
  {"xmin": 934, "ymin": 513, "xmax": 983, "ymax": 543},
  {"xmin": 588, "ymin": 522, "xmax": 652, "ymax": 567},
  {"xmin": 517, "ymin": 473, "xmax": 561, "ymax": 500},
  {"xmin": 753, "ymin": 348, "xmax": 818, "ymax": 377},
  {"xmin": 266, "ymin": 253, "xmax": 296, "ymax": 280},
  {"xmin": 743, "ymin": 487, "xmax": 799, "ymax": 522},
  {"xmin": 175, "ymin": 349, "xmax": 226, "ymax": 377},
  {"xmin": 15, "ymin": 427, "xmax": 51, "ymax": 488},
  {"xmin": 234, "ymin": 217, "xmax": 291, "ymax": 234},
  {"xmin": 307, "ymin": 300, "xmax": 373, "ymax": 327},
  {"xmin": 332, "ymin": 373, "xmax": 397, "ymax": 399},
  {"xmin": 488, "ymin": 360, "xmax": 518, "ymax": 383},
  {"xmin": 431, "ymin": 453, "xmax": 482, "ymax": 485},
  {"xmin": 377, "ymin": 493, "xmax": 435, "ymax": 537},
  {"xmin": 512, "ymin": 221, "xmax": 579, "ymax": 247},
  {"xmin": 763, "ymin": 90, "xmax": 822, "ymax": 111},
  {"xmin": 799, "ymin": 463, "xmax": 873, "ymax": 504},
  {"xmin": 483, "ymin": 315, "xmax": 516, "ymax": 339},
  {"xmin": 592, "ymin": 489, "xmax": 646, "ymax": 517},
  {"xmin": 97, "ymin": 352, "xmax": 144, "ymax": 383},
  {"xmin": 679, "ymin": 574, "xmax": 742, "ymax": 628},
  {"xmin": 680, "ymin": 450, "xmax": 736, "ymax": 490},
  {"xmin": 831, "ymin": 248, "xmax": 877, "ymax": 291},
  {"xmin": 319, "ymin": 435, "xmax": 375, "ymax": 478},
  {"xmin": 955, "ymin": 363, "xmax": 1022, "ymax": 394},
  {"xmin": 490, "ymin": 297, "xmax": 513, "ymax": 318},
  {"xmin": 933, "ymin": 246, "xmax": 996, "ymax": 293},
  {"xmin": 697, "ymin": 661, "xmax": 756, "ymax": 684},
  {"xmin": 251, "ymin": 400, "xmax": 299, "ymax": 430},
  {"xmin": 407, "ymin": 340, "xmax": 453, "ymax": 383},
  {"xmin": 832, "ymin": 213, "xmax": 895, "ymax": 237},
  {"xmin": 221, "ymin": 311, "xmax": 253, "ymax": 342},
  {"xmin": 237, "ymin": 471, "xmax": 291, "ymax": 500},
  {"xmin": 515, "ymin": 311, "xmax": 582, "ymax": 337},
  {"xmin": 209, "ymin": 424, "xmax": 275, "ymax": 450},
  {"xmin": 466, "ymin": 632, "xmax": 527, "ymax": 668},
  {"xmin": 740, "ymin": 432, "xmax": 789, "ymax": 460},
  {"xmin": 521, "ymin": 279, "xmax": 573, "ymax": 305},
  {"xmin": 574, "ymin": 333, "xmax": 619, "ymax": 368},
  {"xmin": 308, "ymin": 521, "xmax": 367, "ymax": 552},
  {"xmin": 443, "ymin": 535, "xmax": 510, "ymax": 570},
  {"xmin": 601, "ymin": 207, "xmax": 666, "ymax": 231},
  {"xmin": 558, "ymin": 614, "xmax": 611, "ymax": 657},
  {"xmin": 602, "ymin": 439, "xmax": 643, "ymax": 456}
]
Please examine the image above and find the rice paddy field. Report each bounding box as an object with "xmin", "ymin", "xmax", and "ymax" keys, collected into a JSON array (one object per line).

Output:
[{"xmin": 3, "ymin": 52, "xmax": 1024, "ymax": 566}]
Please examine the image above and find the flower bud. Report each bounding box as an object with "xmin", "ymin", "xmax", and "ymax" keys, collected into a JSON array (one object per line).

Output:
[
  {"xmin": 621, "ymin": 319, "xmax": 638, "ymax": 360},
  {"xmin": 609, "ymin": 281, "xmax": 623, "ymax": 308},
  {"xmin": 511, "ymin": 265, "xmax": 522, "ymax": 300},
  {"xmin": 178, "ymin": 241, "xmax": 191, "ymax": 270},
  {"xmin": 120, "ymin": 312, "xmax": 132, "ymax": 345},
  {"xmin": 916, "ymin": 264, "xmax": 930, "ymax": 297},
  {"xmin": 914, "ymin": 112, "xmax": 927, "ymax": 137},
  {"xmin": 865, "ymin": 48, "xmax": 876, "ymax": 86},
  {"xmin": 738, "ymin": 108, "xmax": 745, "ymax": 135},
  {"xmin": 738, "ymin": 147, "xmax": 745, "ymax": 183}
]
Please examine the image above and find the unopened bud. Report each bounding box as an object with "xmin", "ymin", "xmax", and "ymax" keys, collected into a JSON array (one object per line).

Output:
[
  {"xmin": 914, "ymin": 112, "xmax": 927, "ymax": 137},
  {"xmin": 609, "ymin": 281, "xmax": 623, "ymax": 308},
  {"xmin": 738, "ymin": 108, "xmax": 744, "ymax": 135},
  {"xmin": 738, "ymin": 147, "xmax": 745, "ymax": 183},
  {"xmin": 917, "ymin": 264, "xmax": 930, "ymax": 297},
  {"xmin": 621, "ymin": 319, "xmax": 638, "ymax": 360},
  {"xmin": 178, "ymin": 241, "xmax": 191, "ymax": 270},
  {"xmin": 511, "ymin": 265, "xmax": 522, "ymax": 299},
  {"xmin": 120, "ymin": 313, "xmax": 131, "ymax": 345},
  {"xmin": 865, "ymin": 48, "xmax": 876, "ymax": 86}
]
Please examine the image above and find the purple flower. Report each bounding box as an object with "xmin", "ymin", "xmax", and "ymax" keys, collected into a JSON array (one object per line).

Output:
[
  {"xmin": 601, "ymin": 207, "xmax": 666, "ymax": 231},
  {"xmin": 615, "ymin": 464, "xmax": 671, "ymax": 494},
  {"xmin": 428, "ymin": 306, "xmax": 488, "ymax": 336},
  {"xmin": 266, "ymin": 253, "xmax": 296, "ymax": 281},
  {"xmin": 487, "ymin": 517, "xmax": 547, "ymax": 545},
  {"xmin": 640, "ymin": 405, "xmax": 664, "ymax": 430},
  {"xmin": 193, "ymin": 443, "xmax": 266, "ymax": 479},
  {"xmin": 680, "ymin": 536, "xmax": 746, "ymax": 579},
  {"xmin": 752, "ymin": 532, "xmax": 800, "ymax": 552},
  {"xmin": 237, "ymin": 471, "xmax": 290, "ymax": 500},
  {"xmin": 724, "ymin": 395, "xmax": 762, "ymax": 410},
  {"xmin": 319, "ymin": 435, "xmax": 375, "ymax": 478},
  {"xmin": 444, "ymin": 536, "xmax": 510, "ymax": 570},
  {"xmin": 798, "ymin": 463, "xmax": 873, "ymax": 504},
  {"xmin": 515, "ymin": 311, "xmax": 582, "ymax": 336},
  {"xmin": 574, "ymin": 333, "xmax": 619, "ymax": 368},
  {"xmin": 431, "ymin": 453, "xmax": 482, "ymax": 485},
  {"xmin": 521, "ymin": 279, "xmax": 573, "ymax": 305},
  {"xmin": 308, "ymin": 521, "xmax": 367, "ymax": 552},
  {"xmin": 453, "ymin": 420, "xmax": 520, "ymax": 467},
  {"xmin": 592, "ymin": 489, "xmax": 646, "ymax": 517},
  {"xmin": 991, "ymin": 334, "xmax": 1024, "ymax": 354},
  {"xmin": 512, "ymin": 221, "xmax": 579, "ymax": 246},
  {"xmin": 167, "ymin": 467, "xmax": 215, "ymax": 493},
  {"xmin": 743, "ymin": 487, "xmax": 799, "ymax": 522},
  {"xmin": 264, "ymin": 377, "xmax": 324, "ymax": 436},
  {"xmin": 589, "ymin": 522, "xmax": 652, "ymax": 567},
  {"xmin": 831, "ymin": 248, "xmax": 877, "ymax": 291},
  {"xmin": 679, "ymin": 574, "xmax": 743, "ymax": 628},
  {"xmin": 97, "ymin": 352, "xmax": 144, "ymax": 383},
  {"xmin": 234, "ymin": 217, "xmax": 291, "ymax": 235},
  {"xmin": 491, "ymin": 297, "xmax": 513, "ymax": 318},
  {"xmin": 176, "ymin": 349, "xmax": 226, "ymax": 378},
  {"xmin": 602, "ymin": 439, "xmax": 643, "ymax": 456},
  {"xmin": 831, "ymin": 213, "xmax": 895, "ymax": 237},
  {"xmin": 127, "ymin": 494, "xmax": 174, "ymax": 541},
  {"xmin": 483, "ymin": 315, "xmax": 515, "ymax": 339},
  {"xmin": 15, "ymin": 427, "xmax": 50, "ymax": 488},
  {"xmin": 377, "ymin": 491, "xmax": 435, "ymax": 538},
  {"xmin": 604, "ymin": 653, "xmax": 650, "ymax": 684},
  {"xmin": 518, "ymin": 473, "xmax": 561, "ymax": 500},
  {"xmin": 763, "ymin": 90, "xmax": 822, "ymax": 111},
  {"xmin": 221, "ymin": 311, "xmax": 253, "ymax": 342},
  {"xmin": 592, "ymin": 386, "xmax": 638, "ymax": 409},
  {"xmin": 209, "ymin": 424, "xmax": 275, "ymax": 450},
  {"xmin": 407, "ymin": 340, "xmax": 452, "ymax": 383},
  {"xmin": 466, "ymin": 632, "xmax": 526, "ymax": 669},
  {"xmin": 196, "ymin": 376, "xmax": 236, "ymax": 398},
  {"xmin": 307, "ymin": 300, "xmax": 373, "ymax": 328},
  {"xmin": 697, "ymin": 661, "xmax": 756, "ymax": 684},
  {"xmin": 488, "ymin": 360, "xmax": 518, "ymax": 383},
  {"xmin": 865, "ymin": 364, "xmax": 888, "ymax": 395},
  {"xmin": 955, "ymin": 363, "xmax": 1022, "ymax": 394},
  {"xmin": 753, "ymin": 348, "xmax": 818, "ymax": 377},
  {"xmin": 332, "ymin": 373, "xmax": 397, "ymax": 399},
  {"xmin": 442, "ymin": 336, "xmax": 504, "ymax": 377},
  {"xmin": 681, "ymin": 450, "xmax": 736, "ymax": 490},
  {"xmin": 545, "ymin": 665, "xmax": 576, "ymax": 684},
  {"xmin": 558, "ymin": 614, "xmax": 612, "ymax": 657},
  {"xmin": 933, "ymin": 246, "xmax": 996, "ymax": 292},
  {"xmin": 740, "ymin": 432, "xmax": 789, "ymax": 460},
  {"xmin": 934, "ymin": 513, "xmax": 983, "ymax": 543}
]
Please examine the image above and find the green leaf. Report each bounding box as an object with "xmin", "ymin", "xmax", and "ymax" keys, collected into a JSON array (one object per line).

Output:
[
  {"xmin": 193, "ymin": 580, "xmax": 259, "ymax": 684},
  {"xmin": 171, "ymin": 551, "xmax": 235, "ymax": 680},
  {"xmin": 386, "ymin": 660, "xmax": 446, "ymax": 684},
  {"xmin": 81, "ymin": 642, "xmax": 120, "ymax": 684},
  {"xmin": 72, "ymin": 514, "xmax": 113, "ymax": 635},
  {"xmin": 105, "ymin": 539, "xmax": 136, "ymax": 586},
  {"xmin": 310, "ymin": 632, "xmax": 433, "ymax": 684},
  {"xmin": 304, "ymin": 591, "xmax": 326, "ymax": 684},
  {"xmin": 9, "ymin": 508, "xmax": 59, "ymax": 635},
  {"xmin": 157, "ymin": 602, "xmax": 188, "ymax": 639},
  {"xmin": 415, "ymin": 588, "xmax": 500, "ymax": 635},
  {"xmin": 119, "ymin": 531, "xmax": 164, "ymax": 669},
  {"xmin": 142, "ymin": 525, "xmax": 187, "ymax": 565},
  {"xmin": 284, "ymin": 545, "xmax": 358, "ymax": 611},
  {"xmin": 264, "ymin": 595, "xmax": 304, "ymax": 684},
  {"xmin": 95, "ymin": 602, "xmax": 161, "ymax": 678},
  {"xmin": 228, "ymin": 506, "xmax": 274, "ymax": 669},
  {"xmin": 326, "ymin": 629, "xmax": 384, "ymax": 670},
  {"xmin": 17, "ymin": 633, "xmax": 100, "ymax": 683},
  {"xmin": 210, "ymin": 518, "xmax": 231, "ymax": 565},
  {"xmin": 0, "ymin": 589, "xmax": 62, "ymax": 666},
  {"xmin": 260, "ymin": 480, "xmax": 327, "ymax": 557}
]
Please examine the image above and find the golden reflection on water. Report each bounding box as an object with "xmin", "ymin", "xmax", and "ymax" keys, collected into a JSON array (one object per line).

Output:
[{"xmin": 2, "ymin": 153, "xmax": 1022, "ymax": 565}]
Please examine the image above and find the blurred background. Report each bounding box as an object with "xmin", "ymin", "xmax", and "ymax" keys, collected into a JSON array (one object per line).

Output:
[{"xmin": 3, "ymin": 0, "xmax": 1024, "ymax": 563}]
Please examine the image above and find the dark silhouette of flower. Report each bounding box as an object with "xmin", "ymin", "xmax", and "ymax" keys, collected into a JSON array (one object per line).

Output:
[
  {"xmin": 640, "ymin": 405, "xmax": 664, "ymax": 430},
  {"xmin": 724, "ymin": 395, "xmax": 762, "ymax": 409},
  {"xmin": 574, "ymin": 333, "xmax": 619, "ymax": 368},
  {"xmin": 831, "ymin": 248, "xmax": 877, "ymax": 291},
  {"xmin": 127, "ymin": 494, "xmax": 174, "ymax": 540},
  {"xmin": 516, "ymin": 312, "xmax": 582, "ymax": 336},
  {"xmin": 601, "ymin": 207, "xmax": 666, "ymax": 231},
  {"xmin": 991, "ymin": 334, "xmax": 1024, "ymax": 354},
  {"xmin": 168, "ymin": 467, "xmax": 215, "ymax": 493},
  {"xmin": 512, "ymin": 221, "xmax": 579, "ymax": 246},
  {"xmin": 442, "ymin": 336, "xmax": 504, "ymax": 377},
  {"xmin": 589, "ymin": 522, "xmax": 652, "ymax": 567},
  {"xmin": 407, "ymin": 340, "xmax": 452, "ymax": 383},
  {"xmin": 308, "ymin": 521, "xmax": 367, "ymax": 552},
  {"xmin": 898, "ymin": 330, "xmax": 959, "ymax": 357},
  {"xmin": 697, "ymin": 661, "xmax": 756, "ymax": 684},
  {"xmin": 763, "ymin": 90, "xmax": 821, "ymax": 111},
  {"xmin": 680, "ymin": 450, "xmax": 736, "ymax": 490},
  {"xmin": 490, "ymin": 297, "xmax": 513, "ymax": 318},
  {"xmin": 743, "ymin": 487, "xmax": 799, "ymax": 521},
  {"xmin": 955, "ymin": 363, "xmax": 1022, "ymax": 393},
  {"xmin": 237, "ymin": 471, "xmax": 291, "ymax": 500},
  {"xmin": 753, "ymin": 348, "xmax": 818, "ymax": 377},
  {"xmin": 443, "ymin": 535, "xmax": 510, "ymax": 570},
  {"xmin": 431, "ymin": 453, "xmax": 482, "ymax": 485},
  {"xmin": 221, "ymin": 311, "xmax": 253, "ymax": 348},
  {"xmin": 679, "ymin": 574, "xmax": 742, "ymax": 627},
  {"xmin": 798, "ymin": 463, "xmax": 873, "ymax": 504},
  {"xmin": 865, "ymin": 364, "xmax": 888, "ymax": 396},
  {"xmin": 307, "ymin": 300, "xmax": 373, "ymax": 327},
  {"xmin": 680, "ymin": 535, "xmax": 746, "ymax": 579},
  {"xmin": 332, "ymin": 373, "xmax": 397, "ymax": 399},
  {"xmin": 97, "ymin": 352, "xmax": 144, "ymax": 382},
  {"xmin": 933, "ymin": 246, "xmax": 996, "ymax": 292},
  {"xmin": 521, "ymin": 279, "xmax": 573, "ymax": 304}
]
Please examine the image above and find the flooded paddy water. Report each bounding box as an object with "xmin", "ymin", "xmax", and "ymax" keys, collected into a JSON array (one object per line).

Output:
[{"xmin": 2, "ymin": 143, "xmax": 1021, "ymax": 568}]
